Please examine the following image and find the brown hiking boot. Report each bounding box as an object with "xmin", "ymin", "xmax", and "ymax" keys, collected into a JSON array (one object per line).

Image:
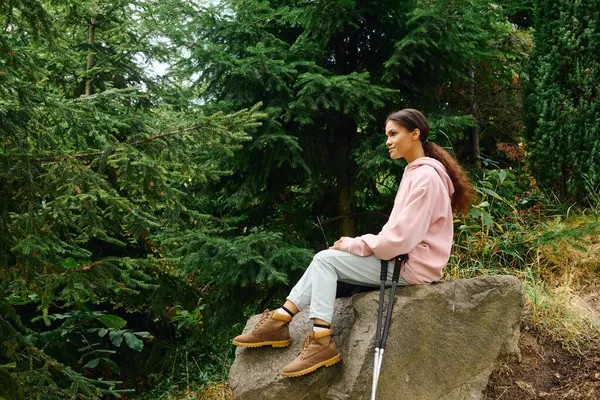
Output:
[
  {"xmin": 232, "ymin": 309, "xmax": 291, "ymax": 348},
  {"xmin": 281, "ymin": 329, "xmax": 341, "ymax": 377}
]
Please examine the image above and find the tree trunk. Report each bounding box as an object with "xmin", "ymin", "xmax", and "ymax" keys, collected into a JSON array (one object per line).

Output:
[
  {"xmin": 337, "ymin": 176, "xmax": 355, "ymax": 237},
  {"xmin": 85, "ymin": 15, "xmax": 96, "ymax": 96},
  {"xmin": 468, "ymin": 66, "xmax": 482, "ymax": 168},
  {"xmin": 333, "ymin": 121, "xmax": 357, "ymax": 237},
  {"xmin": 469, "ymin": 124, "xmax": 481, "ymax": 168}
]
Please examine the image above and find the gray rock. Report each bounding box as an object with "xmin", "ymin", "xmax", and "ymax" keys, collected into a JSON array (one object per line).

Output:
[{"xmin": 228, "ymin": 275, "xmax": 524, "ymax": 400}]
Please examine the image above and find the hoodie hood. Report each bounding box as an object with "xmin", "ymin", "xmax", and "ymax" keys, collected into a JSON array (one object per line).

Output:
[{"xmin": 406, "ymin": 157, "xmax": 455, "ymax": 197}]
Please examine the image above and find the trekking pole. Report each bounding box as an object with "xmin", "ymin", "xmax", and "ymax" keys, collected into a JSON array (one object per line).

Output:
[
  {"xmin": 371, "ymin": 254, "xmax": 408, "ymax": 400},
  {"xmin": 370, "ymin": 259, "xmax": 388, "ymax": 400}
]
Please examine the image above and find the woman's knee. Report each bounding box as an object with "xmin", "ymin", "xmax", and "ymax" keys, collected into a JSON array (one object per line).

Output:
[
  {"xmin": 312, "ymin": 250, "xmax": 343, "ymax": 277},
  {"xmin": 313, "ymin": 249, "xmax": 341, "ymax": 262}
]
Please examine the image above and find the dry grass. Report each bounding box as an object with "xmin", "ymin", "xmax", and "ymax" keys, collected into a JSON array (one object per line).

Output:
[
  {"xmin": 445, "ymin": 214, "xmax": 600, "ymax": 357},
  {"xmin": 197, "ymin": 382, "xmax": 232, "ymax": 400},
  {"xmin": 525, "ymin": 232, "xmax": 600, "ymax": 355},
  {"xmin": 523, "ymin": 280, "xmax": 599, "ymax": 355},
  {"xmin": 169, "ymin": 382, "xmax": 232, "ymax": 400}
]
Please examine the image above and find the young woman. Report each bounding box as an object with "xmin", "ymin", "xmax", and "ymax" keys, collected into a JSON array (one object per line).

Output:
[{"xmin": 232, "ymin": 108, "xmax": 475, "ymax": 377}]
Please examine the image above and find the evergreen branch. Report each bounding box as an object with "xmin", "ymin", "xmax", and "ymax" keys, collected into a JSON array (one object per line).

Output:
[
  {"xmin": 315, "ymin": 212, "xmax": 390, "ymax": 227},
  {"xmin": 22, "ymin": 124, "xmax": 212, "ymax": 162}
]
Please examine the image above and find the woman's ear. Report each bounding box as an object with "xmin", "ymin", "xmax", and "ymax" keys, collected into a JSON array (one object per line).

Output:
[{"xmin": 412, "ymin": 129, "xmax": 421, "ymax": 140}]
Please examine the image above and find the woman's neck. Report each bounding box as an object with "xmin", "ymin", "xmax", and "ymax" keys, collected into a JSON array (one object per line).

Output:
[{"xmin": 404, "ymin": 147, "xmax": 426, "ymax": 164}]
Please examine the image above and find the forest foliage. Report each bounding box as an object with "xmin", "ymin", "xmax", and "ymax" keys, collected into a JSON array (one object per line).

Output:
[{"xmin": 0, "ymin": 0, "xmax": 598, "ymax": 399}]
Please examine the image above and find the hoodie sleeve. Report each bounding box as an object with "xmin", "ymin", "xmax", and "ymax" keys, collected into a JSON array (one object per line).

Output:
[{"xmin": 341, "ymin": 183, "xmax": 434, "ymax": 260}]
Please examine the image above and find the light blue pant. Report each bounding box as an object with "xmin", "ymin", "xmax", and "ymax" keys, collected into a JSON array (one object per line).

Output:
[{"xmin": 286, "ymin": 249, "xmax": 411, "ymax": 324}]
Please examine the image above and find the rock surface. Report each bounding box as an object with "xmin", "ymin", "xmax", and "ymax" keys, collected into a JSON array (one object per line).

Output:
[{"xmin": 228, "ymin": 275, "xmax": 524, "ymax": 400}]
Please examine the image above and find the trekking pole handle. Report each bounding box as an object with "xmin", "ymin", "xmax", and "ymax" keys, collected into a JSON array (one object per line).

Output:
[
  {"xmin": 380, "ymin": 259, "xmax": 388, "ymax": 281},
  {"xmin": 392, "ymin": 254, "xmax": 408, "ymax": 282},
  {"xmin": 381, "ymin": 255, "xmax": 407, "ymax": 282},
  {"xmin": 392, "ymin": 259, "xmax": 401, "ymax": 282}
]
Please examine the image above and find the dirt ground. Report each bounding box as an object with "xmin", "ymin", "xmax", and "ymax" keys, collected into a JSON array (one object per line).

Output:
[
  {"xmin": 484, "ymin": 330, "xmax": 600, "ymax": 400},
  {"xmin": 485, "ymin": 284, "xmax": 600, "ymax": 400},
  {"xmin": 484, "ymin": 331, "xmax": 599, "ymax": 400}
]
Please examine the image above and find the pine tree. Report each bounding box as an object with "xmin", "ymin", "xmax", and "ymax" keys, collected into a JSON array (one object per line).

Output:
[
  {"xmin": 525, "ymin": 0, "xmax": 600, "ymax": 200},
  {"xmin": 384, "ymin": 0, "xmax": 532, "ymax": 166},
  {"xmin": 0, "ymin": 0, "xmax": 535, "ymax": 396},
  {"xmin": 163, "ymin": 0, "xmax": 530, "ymax": 243},
  {"xmin": 1, "ymin": 1, "xmax": 308, "ymax": 397}
]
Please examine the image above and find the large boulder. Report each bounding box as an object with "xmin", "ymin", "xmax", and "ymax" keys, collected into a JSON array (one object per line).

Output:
[{"xmin": 228, "ymin": 275, "xmax": 524, "ymax": 400}]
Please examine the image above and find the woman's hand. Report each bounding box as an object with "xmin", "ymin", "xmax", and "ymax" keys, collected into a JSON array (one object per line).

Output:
[{"xmin": 329, "ymin": 237, "xmax": 349, "ymax": 250}]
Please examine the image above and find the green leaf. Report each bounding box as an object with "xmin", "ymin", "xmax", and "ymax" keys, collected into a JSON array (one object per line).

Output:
[
  {"xmin": 109, "ymin": 330, "xmax": 124, "ymax": 347},
  {"xmin": 483, "ymin": 211, "xmax": 494, "ymax": 227},
  {"xmin": 96, "ymin": 314, "xmax": 127, "ymax": 330},
  {"xmin": 98, "ymin": 328, "xmax": 108, "ymax": 337},
  {"xmin": 23, "ymin": 334, "xmax": 37, "ymax": 346},
  {"xmin": 83, "ymin": 358, "xmax": 100, "ymax": 369},
  {"xmin": 39, "ymin": 330, "xmax": 59, "ymax": 342},
  {"xmin": 62, "ymin": 257, "xmax": 79, "ymax": 268},
  {"xmin": 103, "ymin": 358, "xmax": 120, "ymax": 374},
  {"xmin": 123, "ymin": 332, "xmax": 144, "ymax": 352},
  {"xmin": 469, "ymin": 208, "xmax": 482, "ymax": 219},
  {"xmin": 0, "ymin": 363, "xmax": 16, "ymax": 369},
  {"xmin": 78, "ymin": 344, "xmax": 98, "ymax": 352},
  {"xmin": 27, "ymin": 294, "xmax": 40, "ymax": 303},
  {"xmin": 481, "ymin": 187, "xmax": 504, "ymax": 201},
  {"xmin": 134, "ymin": 331, "xmax": 152, "ymax": 338},
  {"xmin": 498, "ymin": 169, "xmax": 507, "ymax": 182}
]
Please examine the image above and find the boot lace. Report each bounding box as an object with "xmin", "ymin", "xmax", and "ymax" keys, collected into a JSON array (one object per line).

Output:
[
  {"xmin": 298, "ymin": 333, "xmax": 313, "ymax": 356},
  {"xmin": 254, "ymin": 309, "xmax": 271, "ymax": 330}
]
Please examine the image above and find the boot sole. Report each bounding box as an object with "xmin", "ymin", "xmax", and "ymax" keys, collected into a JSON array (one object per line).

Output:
[
  {"xmin": 281, "ymin": 353, "xmax": 341, "ymax": 377},
  {"xmin": 232, "ymin": 339, "xmax": 291, "ymax": 348}
]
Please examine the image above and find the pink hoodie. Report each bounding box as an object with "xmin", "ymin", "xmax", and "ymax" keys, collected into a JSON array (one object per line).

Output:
[{"xmin": 341, "ymin": 157, "xmax": 454, "ymax": 285}]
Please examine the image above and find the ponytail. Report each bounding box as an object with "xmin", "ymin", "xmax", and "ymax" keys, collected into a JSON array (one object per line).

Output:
[
  {"xmin": 387, "ymin": 109, "xmax": 476, "ymax": 214},
  {"xmin": 422, "ymin": 141, "xmax": 476, "ymax": 213}
]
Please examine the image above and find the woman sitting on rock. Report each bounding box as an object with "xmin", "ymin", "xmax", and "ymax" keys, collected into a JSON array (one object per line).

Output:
[{"xmin": 232, "ymin": 108, "xmax": 475, "ymax": 377}]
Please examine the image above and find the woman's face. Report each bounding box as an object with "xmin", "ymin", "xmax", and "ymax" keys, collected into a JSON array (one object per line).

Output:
[{"xmin": 385, "ymin": 120, "xmax": 420, "ymax": 160}]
